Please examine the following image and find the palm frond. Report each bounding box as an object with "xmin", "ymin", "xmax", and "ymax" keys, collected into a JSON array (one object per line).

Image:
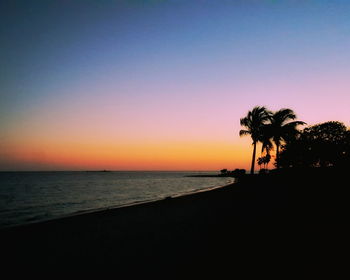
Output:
[
  {"xmin": 282, "ymin": 121, "xmax": 306, "ymax": 131},
  {"xmin": 240, "ymin": 117, "xmax": 250, "ymax": 127},
  {"xmin": 272, "ymin": 108, "xmax": 297, "ymax": 125},
  {"xmin": 239, "ymin": 129, "xmax": 251, "ymax": 137}
]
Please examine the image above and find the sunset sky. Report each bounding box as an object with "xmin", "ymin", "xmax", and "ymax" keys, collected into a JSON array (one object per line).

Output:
[{"xmin": 1, "ymin": 0, "xmax": 350, "ymax": 171}]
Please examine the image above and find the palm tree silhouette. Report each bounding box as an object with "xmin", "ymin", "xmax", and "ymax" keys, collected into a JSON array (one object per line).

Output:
[
  {"xmin": 260, "ymin": 125, "xmax": 274, "ymax": 157},
  {"xmin": 257, "ymin": 157, "xmax": 264, "ymax": 170},
  {"xmin": 268, "ymin": 109, "xmax": 305, "ymax": 168},
  {"xmin": 263, "ymin": 154, "xmax": 271, "ymax": 169},
  {"xmin": 239, "ymin": 106, "xmax": 271, "ymax": 174},
  {"xmin": 257, "ymin": 154, "xmax": 271, "ymax": 170}
]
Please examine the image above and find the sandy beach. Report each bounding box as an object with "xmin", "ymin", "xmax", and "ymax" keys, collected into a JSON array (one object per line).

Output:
[{"xmin": 1, "ymin": 168, "xmax": 348, "ymax": 275}]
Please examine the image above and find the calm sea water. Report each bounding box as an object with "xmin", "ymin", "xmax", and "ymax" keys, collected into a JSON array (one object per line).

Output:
[{"xmin": 0, "ymin": 171, "xmax": 233, "ymax": 228}]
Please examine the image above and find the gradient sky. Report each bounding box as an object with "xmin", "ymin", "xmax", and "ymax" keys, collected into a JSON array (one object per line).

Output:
[{"xmin": 1, "ymin": 0, "xmax": 350, "ymax": 171}]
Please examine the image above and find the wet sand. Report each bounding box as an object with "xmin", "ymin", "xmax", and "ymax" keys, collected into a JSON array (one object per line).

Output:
[{"xmin": 1, "ymin": 168, "xmax": 348, "ymax": 275}]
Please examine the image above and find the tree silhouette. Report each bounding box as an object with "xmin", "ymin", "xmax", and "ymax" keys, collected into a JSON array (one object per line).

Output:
[
  {"xmin": 267, "ymin": 109, "xmax": 305, "ymax": 168},
  {"xmin": 257, "ymin": 157, "xmax": 264, "ymax": 170},
  {"xmin": 263, "ymin": 154, "xmax": 271, "ymax": 169},
  {"xmin": 279, "ymin": 121, "xmax": 350, "ymax": 168},
  {"xmin": 257, "ymin": 154, "xmax": 271, "ymax": 170},
  {"xmin": 220, "ymin": 169, "xmax": 228, "ymax": 175},
  {"xmin": 259, "ymin": 124, "xmax": 274, "ymax": 158},
  {"xmin": 239, "ymin": 106, "xmax": 271, "ymax": 174}
]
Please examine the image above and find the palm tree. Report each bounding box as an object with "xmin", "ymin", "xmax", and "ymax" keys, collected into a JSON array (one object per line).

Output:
[
  {"xmin": 257, "ymin": 154, "xmax": 272, "ymax": 170},
  {"xmin": 257, "ymin": 131, "xmax": 273, "ymax": 171},
  {"xmin": 239, "ymin": 106, "xmax": 271, "ymax": 174},
  {"xmin": 257, "ymin": 157, "xmax": 264, "ymax": 170},
  {"xmin": 268, "ymin": 109, "xmax": 305, "ymax": 168},
  {"xmin": 260, "ymin": 125, "xmax": 274, "ymax": 157},
  {"xmin": 263, "ymin": 154, "xmax": 271, "ymax": 169}
]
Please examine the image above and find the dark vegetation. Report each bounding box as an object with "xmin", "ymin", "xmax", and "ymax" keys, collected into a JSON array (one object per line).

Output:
[
  {"xmin": 219, "ymin": 168, "xmax": 246, "ymax": 177},
  {"xmin": 279, "ymin": 121, "xmax": 350, "ymax": 168},
  {"xmin": 1, "ymin": 106, "xmax": 348, "ymax": 275},
  {"xmin": 238, "ymin": 106, "xmax": 349, "ymax": 174},
  {"xmin": 1, "ymin": 166, "xmax": 348, "ymax": 275}
]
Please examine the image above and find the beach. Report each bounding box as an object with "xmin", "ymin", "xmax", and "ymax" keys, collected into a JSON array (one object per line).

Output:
[{"xmin": 1, "ymin": 168, "xmax": 348, "ymax": 275}]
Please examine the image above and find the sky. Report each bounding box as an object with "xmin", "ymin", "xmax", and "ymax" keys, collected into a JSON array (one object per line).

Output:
[{"xmin": 1, "ymin": 0, "xmax": 350, "ymax": 171}]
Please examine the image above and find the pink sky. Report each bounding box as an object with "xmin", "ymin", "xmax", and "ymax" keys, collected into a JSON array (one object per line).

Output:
[{"xmin": 1, "ymin": 1, "xmax": 349, "ymax": 170}]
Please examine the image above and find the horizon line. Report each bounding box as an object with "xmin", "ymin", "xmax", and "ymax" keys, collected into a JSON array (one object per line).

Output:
[{"xmin": 0, "ymin": 169, "xmax": 226, "ymax": 172}]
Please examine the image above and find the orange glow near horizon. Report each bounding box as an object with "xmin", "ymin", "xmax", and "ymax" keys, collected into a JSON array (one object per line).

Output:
[
  {"xmin": 0, "ymin": 138, "xmax": 252, "ymax": 171},
  {"xmin": 1, "ymin": 1, "xmax": 350, "ymax": 171}
]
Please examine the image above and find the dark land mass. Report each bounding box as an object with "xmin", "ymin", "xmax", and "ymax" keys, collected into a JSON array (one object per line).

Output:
[{"xmin": 1, "ymin": 167, "xmax": 348, "ymax": 276}]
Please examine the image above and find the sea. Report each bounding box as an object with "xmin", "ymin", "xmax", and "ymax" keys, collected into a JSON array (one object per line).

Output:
[{"xmin": 0, "ymin": 171, "xmax": 233, "ymax": 228}]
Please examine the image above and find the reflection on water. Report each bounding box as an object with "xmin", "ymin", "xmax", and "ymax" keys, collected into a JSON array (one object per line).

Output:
[{"xmin": 0, "ymin": 171, "xmax": 233, "ymax": 228}]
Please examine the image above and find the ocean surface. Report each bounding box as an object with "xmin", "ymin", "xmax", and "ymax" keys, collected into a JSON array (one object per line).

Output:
[{"xmin": 0, "ymin": 171, "xmax": 233, "ymax": 228}]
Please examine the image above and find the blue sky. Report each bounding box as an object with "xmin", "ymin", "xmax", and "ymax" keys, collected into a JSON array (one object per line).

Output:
[{"xmin": 1, "ymin": 0, "xmax": 350, "ymax": 170}]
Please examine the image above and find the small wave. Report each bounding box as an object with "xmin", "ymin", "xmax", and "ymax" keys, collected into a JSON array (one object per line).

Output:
[{"xmin": 0, "ymin": 171, "xmax": 232, "ymax": 228}]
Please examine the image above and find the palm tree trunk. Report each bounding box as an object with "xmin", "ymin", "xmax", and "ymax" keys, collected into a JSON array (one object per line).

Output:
[
  {"xmin": 276, "ymin": 144, "xmax": 280, "ymax": 169},
  {"xmin": 250, "ymin": 141, "xmax": 257, "ymax": 174}
]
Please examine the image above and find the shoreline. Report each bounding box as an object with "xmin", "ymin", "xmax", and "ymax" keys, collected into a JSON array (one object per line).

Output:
[
  {"xmin": 0, "ymin": 179, "xmax": 235, "ymax": 231},
  {"xmin": 1, "ymin": 168, "xmax": 347, "ymax": 273}
]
